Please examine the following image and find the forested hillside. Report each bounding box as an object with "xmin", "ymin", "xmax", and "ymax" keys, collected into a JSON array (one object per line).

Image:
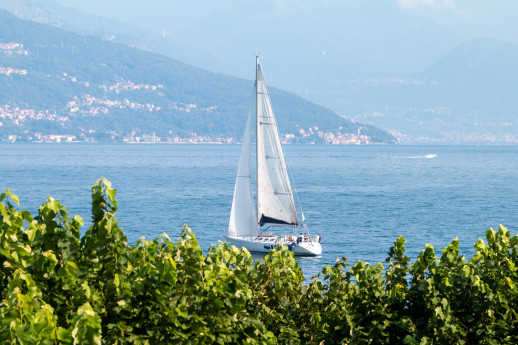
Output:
[{"xmin": 0, "ymin": 10, "xmax": 395, "ymax": 144}]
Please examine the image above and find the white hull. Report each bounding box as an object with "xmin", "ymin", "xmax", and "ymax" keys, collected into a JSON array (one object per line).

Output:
[{"xmin": 225, "ymin": 235, "xmax": 322, "ymax": 256}]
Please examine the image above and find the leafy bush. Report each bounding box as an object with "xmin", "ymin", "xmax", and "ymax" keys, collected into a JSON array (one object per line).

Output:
[{"xmin": 1, "ymin": 179, "xmax": 517, "ymax": 344}]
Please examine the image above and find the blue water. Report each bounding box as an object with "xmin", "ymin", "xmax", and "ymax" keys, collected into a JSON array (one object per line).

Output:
[{"xmin": 1, "ymin": 144, "xmax": 517, "ymax": 279}]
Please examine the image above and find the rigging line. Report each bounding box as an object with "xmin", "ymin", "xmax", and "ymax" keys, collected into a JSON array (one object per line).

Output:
[
  {"xmin": 242, "ymin": 81, "xmax": 258, "ymax": 238},
  {"xmin": 274, "ymin": 129, "xmax": 300, "ymax": 222},
  {"xmin": 260, "ymin": 225, "xmax": 272, "ymax": 234},
  {"xmin": 243, "ymin": 83, "xmax": 255, "ymax": 143},
  {"xmin": 284, "ymin": 147, "xmax": 306, "ymax": 230}
]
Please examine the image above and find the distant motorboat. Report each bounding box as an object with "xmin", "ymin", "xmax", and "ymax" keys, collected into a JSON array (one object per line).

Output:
[{"xmin": 225, "ymin": 57, "xmax": 322, "ymax": 256}]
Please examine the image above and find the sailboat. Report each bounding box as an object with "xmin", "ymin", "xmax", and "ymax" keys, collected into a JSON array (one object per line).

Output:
[{"xmin": 225, "ymin": 57, "xmax": 322, "ymax": 256}]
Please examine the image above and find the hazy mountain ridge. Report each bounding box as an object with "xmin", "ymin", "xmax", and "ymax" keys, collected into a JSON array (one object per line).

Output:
[
  {"xmin": 339, "ymin": 38, "xmax": 518, "ymax": 143},
  {"xmin": 0, "ymin": 0, "xmax": 239, "ymax": 77},
  {"xmin": 424, "ymin": 38, "xmax": 518, "ymax": 109},
  {"xmin": 0, "ymin": 10, "xmax": 395, "ymax": 144},
  {"xmin": 2, "ymin": 1, "xmax": 517, "ymax": 144}
]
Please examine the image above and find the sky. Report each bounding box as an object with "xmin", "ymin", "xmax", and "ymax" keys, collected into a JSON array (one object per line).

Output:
[
  {"xmin": 51, "ymin": 0, "xmax": 518, "ymax": 45},
  {"xmin": 397, "ymin": 0, "xmax": 518, "ymax": 41}
]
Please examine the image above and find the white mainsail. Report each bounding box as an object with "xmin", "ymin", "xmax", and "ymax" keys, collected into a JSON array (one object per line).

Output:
[
  {"xmin": 228, "ymin": 104, "xmax": 258, "ymax": 238},
  {"xmin": 255, "ymin": 61, "xmax": 299, "ymax": 227}
]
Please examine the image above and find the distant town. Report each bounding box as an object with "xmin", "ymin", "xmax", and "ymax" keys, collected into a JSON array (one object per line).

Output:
[
  {"xmin": 0, "ymin": 40, "xmax": 373, "ymax": 145},
  {"xmin": 1, "ymin": 99, "xmax": 373, "ymax": 145},
  {"xmin": 3, "ymin": 38, "xmax": 515, "ymax": 145},
  {"xmin": 1, "ymin": 97, "xmax": 371, "ymax": 144},
  {"xmin": 1, "ymin": 99, "xmax": 373, "ymax": 144},
  {"xmin": 4, "ymin": 93, "xmax": 516, "ymax": 144}
]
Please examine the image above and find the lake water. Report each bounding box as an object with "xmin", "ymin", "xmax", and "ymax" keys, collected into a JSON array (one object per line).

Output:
[{"xmin": 1, "ymin": 144, "xmax": 517, "ymax": 279}]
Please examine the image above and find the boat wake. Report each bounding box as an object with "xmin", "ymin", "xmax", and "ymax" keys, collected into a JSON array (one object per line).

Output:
[{"xmin": 393, "ymin": 154, "xmax": 437, "ymax": 159}]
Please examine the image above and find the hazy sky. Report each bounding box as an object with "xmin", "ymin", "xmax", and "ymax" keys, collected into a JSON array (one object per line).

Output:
[{"xmin": 52, "ymin": 0, "xmax": 518, "ymax": 44}]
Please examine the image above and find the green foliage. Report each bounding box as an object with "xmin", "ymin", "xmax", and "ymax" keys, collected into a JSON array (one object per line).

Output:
[{"xmin": 1, "ymin": 179, "xmax": 517, "ymax": 344}]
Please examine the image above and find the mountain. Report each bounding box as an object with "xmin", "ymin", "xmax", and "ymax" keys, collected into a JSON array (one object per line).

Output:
[
  {"xmin": 4, "ymin": 1, "xmax": 515, "ymax": 145},
  {"xmin": 0, "ymin": 0, "xmax": 468, "ymax": 114},
  {"xmin": 424, "ymin": 38, "xmax": 518, "ymax": 110},
  {"xmin": 0, "ymin": 0, "xmax": 236, "ymax": 76},
  {"xmin": 0, "ymin": 0, "xmax": 465, "ymax": 85},
  {"xmin": 341, "ymin": 38, "xmax": 518, "ymax": 144},
  {"xmin": 0, "ymin": 10, "xmax": 395, "ymax": 144}
]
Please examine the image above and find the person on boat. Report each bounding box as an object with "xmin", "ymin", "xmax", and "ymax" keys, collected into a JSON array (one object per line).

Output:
[
  {"xmin": 304, "ymin": 233, "xmax": 309, "ymax": 242},
  {"xmin": 297, "ymin": 233, "xmax": 303, "ymax": 244},
  {"xmin": 288, "ymin": 235, "xmax": 295, "ymax": 242}
]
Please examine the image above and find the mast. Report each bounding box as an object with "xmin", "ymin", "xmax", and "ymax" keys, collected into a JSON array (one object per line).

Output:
[{"xmin": 255, "ymin": 56, "xmax": 260, "ymax": 226}]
